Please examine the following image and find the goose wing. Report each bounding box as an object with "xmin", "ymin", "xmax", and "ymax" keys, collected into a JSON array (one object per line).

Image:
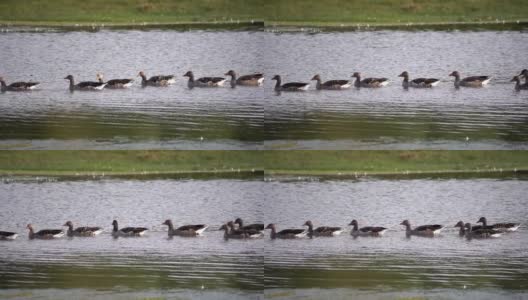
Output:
[
  {"xmin": 74, "ymin": 226, "xmax": 102, "ymax": 233},
  {"xmin": 36, "ymin": 229, "xmax": 63, "ymax": 235},
  {"xmin": 322, "ymin": 80, "xmax": 350, "ymax": 87},
  {"xmin": 281, "ymin": 82, "xmax": 308, "ymax": 89},
  {"xmin": 360, "ymin": 226, "xmax": 386, "ymax": 233},
  {"xmin": 0, "ymin": 231, "xmax": 17, "ymax": 237},
  {"xmin": 9, "ymin": 81, "xmax": 39, "ymax": 89},
  {"xmin": 121, "ymin": 227, "xmax": 147, "ymax": 233},
  {"xmin": 315, "ymin": 226, "xmax": 342, "ymax": 233},
  {"xmin": 242, "ymin": 224, "xmax": 264, "ymax": 231},
  {"xmin": 107, "ymin": 79, "xmax": 133, "ymax": 85},
  {"xmin": 414, "ymin": 224, "xmax": 443, "ymax": 232},
  {"xmin": 424, "ymin": 78, "xmax": 439, "ymax": 84},
  {"xmin": 198, "ymin": 77, "xmax": 225, "ymax": 84},
  {"xmin": 77, "ymin": 81, "xmax": 104, "ymax": 88},
  {"xmin": 177, "ymin": 224, "xmax": 207, "ymax": 231},
  {"xmin": 278, "ymin": 228, "xmax": 305, "ymax": 235},
  {"xmin": 462, "ymin": 76, "xmax": 489, "ymax": 82},
  {"xmin": 238, "ymin": 73, "xmax": 264, "ymax": 81}
]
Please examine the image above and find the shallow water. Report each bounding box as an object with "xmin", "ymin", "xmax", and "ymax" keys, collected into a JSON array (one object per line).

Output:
[
  {"xmin": 1, "ymin": 30, "xmax": 528, "ymax": 149},
  {"xmin": 0, "ymin": 177, "xmax": 527, "ymax": 299}
]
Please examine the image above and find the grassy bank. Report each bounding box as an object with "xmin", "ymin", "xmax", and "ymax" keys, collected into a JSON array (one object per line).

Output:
[
  {"xmin": 1, "ymin": 0, "xmax": 527, "ymax": 28},
  {"xmin": 0, "ymin": 151, "xmax": 527, "ymax": 177},
  {"xmin": 262, "ymin": 151, "xmax": 528, "ymax": 176}
]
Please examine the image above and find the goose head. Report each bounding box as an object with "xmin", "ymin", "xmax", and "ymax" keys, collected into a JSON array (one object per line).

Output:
[
  {"xmin": 162, "ymin": 219, "xmax": 172, "ymax": 226},
  {"xmin": 454, "ymin": 221, "xmax": 465, "ymax": 228},
  {"xmin": 183, "ymin": 71, "xmax": 193, "ymax": 78},
  {"xmin": 311, "ymin": 74, "xmax": 321, "ymax": 81},
  {"xmin": 476, "ymin": 217, "xmax": 486, "ymax": 224},
  {"xmin": 224, "ymin": 70, "xmax": 236, "ymax": 77},
  {"xmin": 234, "ymin": 218, "xmax": 243, "ymax": 226},
  {"xmin": 112, "ymin": 220, "xmax": 118, "ymax": 226},
  {"xmin": 449, "ymin": 71, "xmax": 460, "ymax": 78},
  {"xmin": 348, "ymin": 219, "xmax": 358, "ymax": 226},
  {"xmin": 64, "ymin": 75, "xmax": 74, "ymax": 80},
  {"xmin": 398, "ymin": 71, "xmax": 409, "ymax": 78},
  {"xmin": 271, "ymin": 75, "xmax": 280, "ymax": 81},
  {"xmin": 303, "ymin": 220, "xmax": 313, "ymax": 227},
  {"xmin": 351, "ymin": 72, "xmax": 361, "ymax": 79},
  {"xmin": 26, "ymin": 224, "xmax": 33, "ymax": 230},
  {"xmin": 265, "ymin": 223, "xmax": 276, "ymax": 230},
  {"xmin": 138, "ymin": 71, "xmax": 146, "ymax": 77},
  {"xmin": 519, "ymin": 69, "xmax": 528, "ymax": 77},
  {"xmin": 400, "ymin": 220, "xmax": 410, "ymax": 227},
  {"xmin": 63, "ymin": 221, "xmax": 73, "ymax": 227}
]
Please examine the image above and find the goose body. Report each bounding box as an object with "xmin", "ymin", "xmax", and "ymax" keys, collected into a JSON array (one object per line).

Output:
[
  {"xmin": 111, "ymin": 220, "xmax": 147, "ymax": 237},
  {"xmin": 220, "ymin": 223, "xmax": 248, "ymax": 239},
  {"xmin": 398, "ymin": 71, "xmax": 439, "ymax": 88},
  {"xmin": 400, "ymin": 220, "xmax": 443, "ymax": 236},
  {"xmin": 465, "ymin": 223, "xmax": 502, "ymax": 238},
  {"xmin": 227, "ymin": 221, "xmax": 263, "ymax": 238},
  {"xmin": 0, "ymin": 231, "xmax": 18, "ymax": 240},
  {"xmin": 63, "ymin": 221, "xmax": 103, "ymax": 237},
  {"xmin": 234, "ymin": 218, "xmax": 264, "ymax": 232},
  {"xmin": 225, "ymin": 70, "xmax": 264, "ymax": 87},
  {"xmin": 272, "ymin": 75, "xmax": 310, "ymax": 91},
  {"xmin": 139, "ymin": 71, "xmax": 175, "ymax": 87},
  {"xmin": 184, "ymin": 71, "xmax": 226, "ymax": 88},
  {"xmin": 511, "ymin": 76, "xmax": 528, "ymax": 90},
  {"xmin": 26, "ymin": 224, "xmax": 64, "ymax": 239},
  {"xmin": 352, "ymin": 72, "xmax": 389, "ymax": 88},
  {"xmin": 0, "ymin": 77, "xmax": 40, "ymax": 92},
  {"xmin": 477, "ymin": 217, "xmax": 520, "ymax": 232},
  {"xmin": 162, "ymin": 219, "xmax": 208, "ymax": 237},
  {"xmin": 449, "ymin": 71, "xmax": 490, "ymax": 87},
  {"xmin": 349, "ymin": 220, "xmax": 387, "ymax": 236},
  {"xmin": 64, "ymin": 75, "xmax": 106, "ymax": 91},
  {"xmin": 265, "ymin": 223, "xmax": 307, "ymax": 239},
  {"xmin": 97, "ymin": 74, "xmax": 133, "ymax": 88},
  {"xmin": 304, "ymin": 220, "xmax": 343, "ymax": 237},
  {"xmin": 311, "ymin": 74, "xmax": 351, "ymax": 90},
  {"xmin": 454, "ymin": 221, "xmax": 491, "ymax": 236}
]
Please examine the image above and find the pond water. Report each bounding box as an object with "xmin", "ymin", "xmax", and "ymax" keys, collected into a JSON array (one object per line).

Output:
[
  {"xmin": 1, "ymin": 176, "xmax": 527, "ymax": 299},
  {"xmin": 0, "ymin": 178, "xmax": 265, "ymax": 299},
  {"xmin": 1, "ymin": 30, "xmax": 528, "ymax": 149}
]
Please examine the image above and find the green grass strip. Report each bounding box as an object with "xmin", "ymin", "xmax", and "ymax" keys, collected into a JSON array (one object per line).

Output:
[{"xmin": 0, "ymin": 150, "xmax": 527, "ymax": 177}]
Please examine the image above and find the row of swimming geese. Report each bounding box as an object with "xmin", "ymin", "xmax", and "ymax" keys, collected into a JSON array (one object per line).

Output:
[
  {"xmin": 0, "ymin": 217, "xmax": 520, "ymax": 240},
  {"xmin": 1, "ymin": 69, "xmax": 528, "ymax": 92}
]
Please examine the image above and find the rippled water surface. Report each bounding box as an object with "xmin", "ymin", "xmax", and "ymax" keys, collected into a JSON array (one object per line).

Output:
[
  {"xmin": 0, "ymin": 179, "xmax": 265, "ymax": 299},
  {"xmin": 262, "ymin": 177, "xmax": 528, "ymax": 298},
  {"xmin": 1, "ymin": 177, "xmax": 527, "ymax": 299},
  {"xmin": 0, "ymin": 30, "xmax": 264, "ymax": 150},
  {"xmin": 262, "ymin": 30, "xmax": 528, "ymax": 149},
  {"xmin": 2, "ymin": 30, "xmax": 528, "ymax": 149}
]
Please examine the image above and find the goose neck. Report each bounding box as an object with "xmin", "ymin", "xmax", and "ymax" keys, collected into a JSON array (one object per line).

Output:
[
  {"xmin": 352, "ymin": 223, "xmax": 359, "ymax": 232},
  {"xmin": 274, "ymin": 77, "xmax": 281, "ymax": 90},
  {"xmin": 112, "ymin": 223, "xmax": 119, "ymax": 232}
]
